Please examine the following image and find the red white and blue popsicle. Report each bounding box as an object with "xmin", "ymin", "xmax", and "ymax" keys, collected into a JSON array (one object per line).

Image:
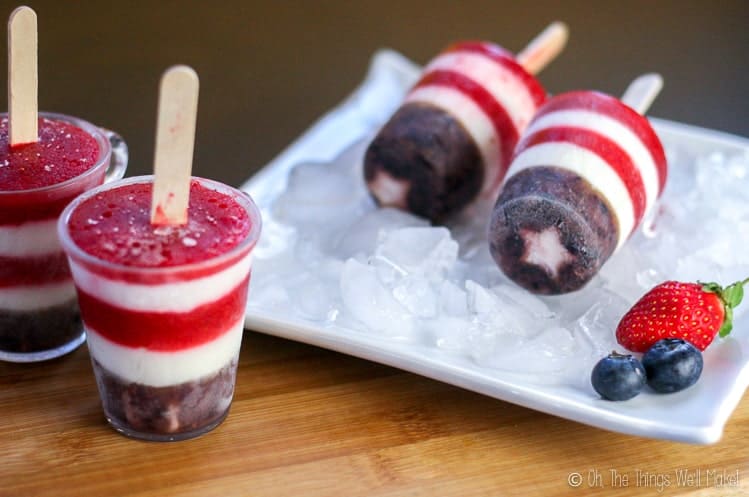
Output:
[
  {"xmin": 364, "ymin": 22, "xmax": 569, "ymax": 223},
  {"xmin": 489, "ymin": 74, "xmax": 667, "ymax": 294}
]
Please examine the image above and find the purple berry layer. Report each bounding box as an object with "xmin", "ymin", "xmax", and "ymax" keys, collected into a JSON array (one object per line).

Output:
[
  {"xmin": 489, "ymin": 166, "xmax": 618, "ymax": 294},
  {"xmin": 92, "ymin": 357, "xmax": 237, "ymax": 439},
  {"xmin": 364, "ymin": 102, "xmax": 483, "ymax": 223},
  {"xmin": 0, "ymin": 299, "xmax": 82, "ymax": 353}
]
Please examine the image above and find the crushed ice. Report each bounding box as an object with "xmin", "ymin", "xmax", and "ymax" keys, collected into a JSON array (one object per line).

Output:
[{"xmin": 248, "ymin": 136, "xmax": 749, "ymax": 391}]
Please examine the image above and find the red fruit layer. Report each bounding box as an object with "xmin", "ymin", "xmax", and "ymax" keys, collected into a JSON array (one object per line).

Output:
[
  {"xmin": 0, "ymin": 169, "xmax": 106, "ymax": 226},
  {"xmin": 68, "ymin": 181, "xmax": 252, "ymax": 270},
  {"xmin": 0, "ymin": 117, "xmax": 100, "ymax": 191},
  {"xmin": 515, "ymin": 125, "xmax": 646, "ymax": 227},
  {"xmin": 444, "ymin": 41, "xmax": 547, "ymax": 107},
  {"xmin": 0, "ymin": 252, "xmax": 71, "ymax": 287},
  {"xmin": 412, "ymin": 70, "xmax": 519, "ymax": 184},
  {"xmin": 535, "ymin": 91, "xmax": 667, "ymax": 194},
  {"xmin": 77, "ymin": 275, "xmax": 249, "ymax": 351}
]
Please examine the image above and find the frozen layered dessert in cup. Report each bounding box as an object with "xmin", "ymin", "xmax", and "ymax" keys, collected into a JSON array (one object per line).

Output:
[
  {"xmin": 58, "ymin": 175, "xmax": 261, "ymax": 441},
  {"xmin": 0, "ymin": 113, "xmax": 128, "ymax": 362}
]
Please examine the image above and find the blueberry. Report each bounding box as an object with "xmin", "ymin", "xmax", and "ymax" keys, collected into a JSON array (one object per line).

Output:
[
  {"xmin": 591, "ymin": 352, "xmax": 646, "ymax": 401},
  {"xmin": 642, "ymin": 338, "xmax": 703, "ymax": 393}
]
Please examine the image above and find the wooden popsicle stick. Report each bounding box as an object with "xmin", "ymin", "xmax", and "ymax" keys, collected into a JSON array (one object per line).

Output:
[
  {"xmin": 8, "ymin": 6, "xmax": 38, "ymax": 146},
  {"xmin": 150, "ymin": 65, "xmax": 199, "ymax": 226},
  {"xmin": 621, "ymin": 73, "xmax": 663, "ymax": 115},
  {"xmin": 516, "ymin": 21, "xmax": 569, "ymax": 75}
]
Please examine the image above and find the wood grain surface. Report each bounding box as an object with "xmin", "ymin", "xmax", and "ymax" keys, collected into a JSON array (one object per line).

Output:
[{"xmin": 1, "ymin": 333, "xmax": 748, "ymax": 496}]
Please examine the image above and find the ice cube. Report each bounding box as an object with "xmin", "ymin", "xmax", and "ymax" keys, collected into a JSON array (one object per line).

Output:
[
  {"xmin": 542, "ymin": 278, "xmax": 608, "ymax": 324},
  {"xmin": 491, "ymin": 283, "xmax": 554, "ymax": 319},
  {"xmin": 437, "ymin": 280, "xmax": 469, "ymax": 317},
  {"xmin": 573, "ymin": 290, "xmax": 629, "ymax": 355},
  {"xmin": 333, "ymin": 207, "xmax": 428, "ymax": 259},
  {"xmin": 599, "ymin": 245, "xmax": 661, "ymax": 303},
  {"xmin": 247, "ymin": 282, "xmax": 290, "ymax": 312},
  {"xmin": 272, "ymin": 161, "xmax": 366, "ymax": 226},
  {"xmin": 427, "ymin": 316, "xmax": 471, "ymax": 353},
  {"xmin": 466, "ymin": 280, "xmax": 501, "ymax": 316},
  {"xmin": 253, "ymin": 212, "xmax": 297, "ymax": 260},
  {"xmin": 295, "ymin": 235, "xmax": 327, "ymax": 268},
  {"xmin": 375, "ymin": 227, "xmax": 458, "ymax": 281},
  {"xmin": 289, "ymin": 273, "xmax": 337, "ymax": 322},
  {"xmin": 466, "ymin": 281, "xmax": 550, "ymax": 337},
  {"xmin": 446, "ymin": 199, "xmax": 493, "ymax": 257},
  {"xmin": 453, "ymin": 281, "xmax": 538, "ymax": 366},
  {"xmin": 391, "ymin": 275, "xmax": 438, "ymax": 318},
  {"xmin": 466, "ymin": 324, "xmax": 526, "ymax": 367},
  {"xmin": 340, "ymin": 258, "xmax": 417, "ymax": 339},
  {"xmin": 472, "ymin": 325, "xmax": 578, "ymax": 379}
]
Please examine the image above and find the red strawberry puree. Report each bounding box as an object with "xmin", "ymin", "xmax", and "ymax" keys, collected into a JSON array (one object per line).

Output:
[
  {"xmin": 0, "ymin": 117, "xmax": 102, "ymax": 358},
  {"xmin": 0, "ymin": 117, "xmax": 99, "ymax": 191},
  {"xmin": 61, "ymin": 177, "xmax": 259, "ymax": 440}
]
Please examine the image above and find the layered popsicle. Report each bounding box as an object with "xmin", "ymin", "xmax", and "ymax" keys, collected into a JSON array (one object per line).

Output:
[
  {"xmin": 0, "ymin": 7, "xmax": 128, "ymax": 361},
  {"xmin": 59, "ymin": 177, "xmax": 260, "ymax": 439},
  {"xmin": 364, "ymin": 23, "xmax": 567, "ymax": 223},
  {"xmin": 489, "ymin": 76, "xmax": 667, "ymax": 294},
  {"xmin": 0, "ymin": 115, "xmax": 113, "ymax": 358}
]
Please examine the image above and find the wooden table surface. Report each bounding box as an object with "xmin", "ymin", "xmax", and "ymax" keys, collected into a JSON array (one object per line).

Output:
[
  {"xmin": 2, "ymin": 1, "xmax": 749, "ymax": 495},
  {"xmin": 1, "ymin": 334, "xmax": 748, "ymax": 497}
]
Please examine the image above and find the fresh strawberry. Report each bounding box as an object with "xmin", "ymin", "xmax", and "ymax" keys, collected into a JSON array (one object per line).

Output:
[{"xmin": 616, "ymin": 279, "xmax": 747, "ymax": 352}]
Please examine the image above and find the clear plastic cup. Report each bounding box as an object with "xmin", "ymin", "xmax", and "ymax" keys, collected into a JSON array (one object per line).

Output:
[
  {"xmin": 58, "ymin": 175, "xmax": 262, "ymax": 441},
  {"xmin": 0, "ymin": 112, "xmax": 128, "ymax": 362}
]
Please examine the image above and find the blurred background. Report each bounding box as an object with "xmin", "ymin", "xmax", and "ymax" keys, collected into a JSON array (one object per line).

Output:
[{"xmin": 0, "ymin": 0, "xmax": 746, "ymax": 186}]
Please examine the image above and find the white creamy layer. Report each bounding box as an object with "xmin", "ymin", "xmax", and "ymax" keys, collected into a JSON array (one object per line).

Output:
[
  {"xmin": 425, "ymin": 51, "xmax": 537, "ymax": 131},
  {"xmin": 0, "ymin": 279, "xmax": 76, "ymax": 311},
  {"xmin": 406, "ymin": 86, "xmax": 501, "ymax": 195},
  {"xmin": 368, "ymin": 170, "xmax": 410, "ymax": 208},
  {"xmin": 507, "ymin": 142, "xmax": 634, "ymax": 250},
  {"xmin": 0, "ymin": 219, "xmax": 61, "ymax": 256},
  {"xmin": 524, "ymin": 109, "xmax": 660, "ymax": 211},
  {"xmin": 86, "ymin": 318, "xmax": 244, "ymax": 386},
  {"xmin": 69, "ymin": 252, "xmax": 252, "ymax": 312}
]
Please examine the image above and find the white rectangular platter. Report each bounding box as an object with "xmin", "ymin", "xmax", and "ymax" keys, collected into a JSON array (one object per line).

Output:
[{"xmin": 242, "ymin": 50, "xmax": 749, "ymax": 444}]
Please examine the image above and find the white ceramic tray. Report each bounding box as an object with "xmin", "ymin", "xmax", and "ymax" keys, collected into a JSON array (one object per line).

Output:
[{"xmin": 242, "ymin": 49, "xmax": 749, "ymax": 444}]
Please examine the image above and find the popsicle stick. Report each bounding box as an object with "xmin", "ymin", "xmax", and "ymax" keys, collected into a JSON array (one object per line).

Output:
[
  {"xmin": 516, "ymin": 21, "xmax": 569, "ymax": 75},
  {"xmin": 8, "ymin": 6, "xmax": 38, "ymax": 146},
  {"xmin": 621, "ymin": 73, "xmax": 663, "ymax": 115},
  {"xmin": 150, "ymin": 65, "xmax": 199, "ymax": 226}
]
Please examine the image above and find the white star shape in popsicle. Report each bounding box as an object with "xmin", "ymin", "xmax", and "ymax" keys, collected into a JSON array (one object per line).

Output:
[
  {"xmin": 520, "ymin": 227, "xmax": 574, "ymax": 279},
  {"xmin": 368, "ymin": 170, "xmax": 410, "ymax": 209}
]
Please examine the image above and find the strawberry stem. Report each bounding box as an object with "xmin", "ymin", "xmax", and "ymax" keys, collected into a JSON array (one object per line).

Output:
[{"xmin": 717, "ymin": 277, "xmax": 748, "ymax": 338}]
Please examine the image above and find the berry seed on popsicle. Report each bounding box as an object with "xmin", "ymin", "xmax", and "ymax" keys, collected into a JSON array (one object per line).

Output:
[
  {"xmin": 364, "ymin": 22, "xmax": 568, "ymax": 223},
  {"xmin": 489, "ymin": 74, "xmax": 667, "ymax": 294}
]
